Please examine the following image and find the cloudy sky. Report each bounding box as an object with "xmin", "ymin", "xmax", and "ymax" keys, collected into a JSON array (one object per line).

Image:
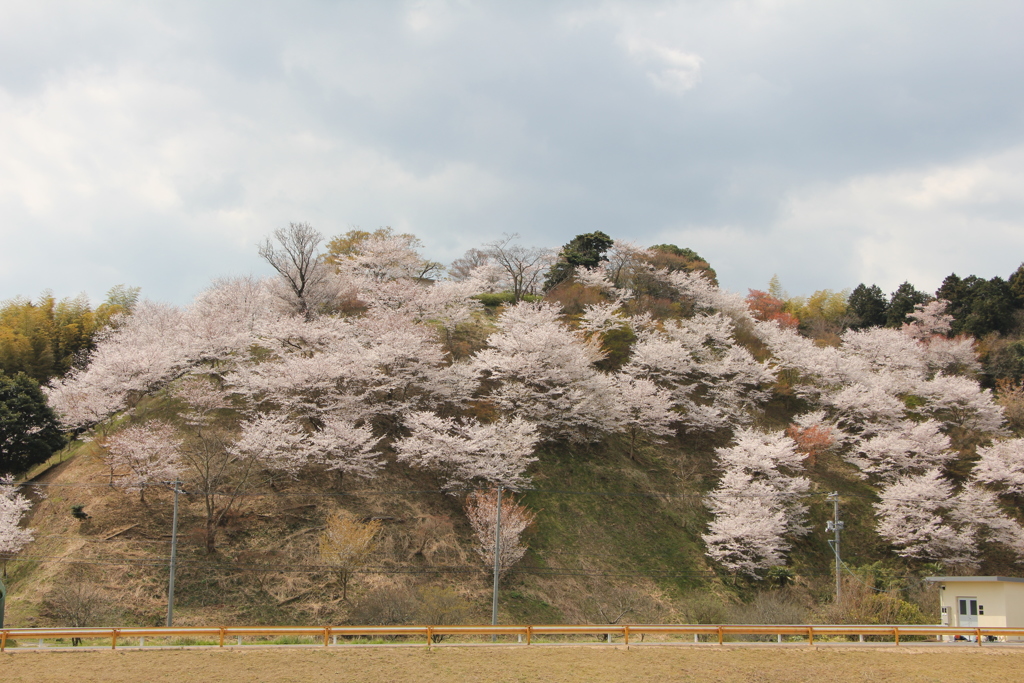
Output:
[{"xmin": 2, "ymin": 1, "xmax": 1024, "ymax": 305}]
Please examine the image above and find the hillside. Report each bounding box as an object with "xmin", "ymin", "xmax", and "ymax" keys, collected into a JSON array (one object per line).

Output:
[
  {"xmin": 4, "ymin": 232, "xmax": 1021, "ymax": 630},
  {"xmin": 6, "ymin": 400, "xmax": 949, "ymax": 629}
]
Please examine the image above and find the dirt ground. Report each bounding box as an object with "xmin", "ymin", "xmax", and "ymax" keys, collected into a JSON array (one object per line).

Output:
[{"xmin": 2, "ymin": 644, "xmax": 1023, "ymax": 683}]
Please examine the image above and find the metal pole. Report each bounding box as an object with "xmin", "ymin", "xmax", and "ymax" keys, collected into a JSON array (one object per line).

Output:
[
  {"xmin": 0, "ymin": 574, "xmax": 6, "ymax": 629},
  {"xmin": 491, "ymin": 485, "xmax": 502, "ymax": 640},
  {"xmin": 827, "ymin": 492, "xmax": 843, "ymax": 605},
  {"xmin": 166, "ymin": 481, "xmax": 180, "ymax": 627}
]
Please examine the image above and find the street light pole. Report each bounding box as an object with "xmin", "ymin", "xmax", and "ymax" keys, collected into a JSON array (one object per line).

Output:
[
  {"xmin": 490, "ymin": 485, "xmax": 503, "ymax": 640},
  {"xmin": 166, "ymin": 481, "xmax": 180, "ymax": 627},
  {"xmin": 826, "ymin": 491, "xmax": 844, "ymax": 605}
]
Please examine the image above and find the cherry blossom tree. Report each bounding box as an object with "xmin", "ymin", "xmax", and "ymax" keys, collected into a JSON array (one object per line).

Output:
[
  {"xmin": 874, "ymin": 469, "xmax": 975, "ymax": 565},
  {"xmin": 703, "ymin": 472, "xmax": 792, "ymax": 576},
  {"xmin": 44, "ymin": 278, "xmax": 280, "ymax": 433},
  {"xmin": 903, "ymin": 300, "xmax": 953, "ymax": 340},
  {"xmin": 395, "ymin": 411, "xmax": 539, "ymax": 489},
  {"xmin": 470, "ymin": 301, "xmax": 619, "ymax": 442},
  {"xmin": 333, "ymin": 232, "xmax": 441, "ymax": 286},
  {"xmin": 702, "ymin": 429, "xmax": 811, "ymax": 576},
  {"xmin": 45, "ymin": 302, "xmax": 193, "ymax": 430},
  {"xmin": 464, "ymin": 488, "xmax": 535, "ymax": 577},
  {"xmin": 0, "ymin": 475, "xmax": 33, "ymax": 576},
  {"xmin": 102, "ymin": 421, "xmax": 183, "ymax": 501},
  {"xmin": 606, "ymin": 374, "xmax": 675, "ymax": 460},
  {"xmin": 625, "ymin": 313, "xmax": 775, "ymax": 432},
  {"xmin": 914, "ymin": 374, "xmax": 1006, "ymax": 434},
  {"xmin": 971, "ymin": 438, "xmax": 1024, "ymax": 495},
  {"xmin": 845, "ymin": 420, "xmax": 956, "ymax": 480},
  {"xmin": 951, "ymin": 483, "xmax": 1024, "ymax": 558}
]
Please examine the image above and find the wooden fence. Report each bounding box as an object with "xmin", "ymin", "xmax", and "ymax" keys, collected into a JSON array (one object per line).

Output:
[{"xmin": 4, "ymin": 624, "xmax": 1024, "ymax": 650}]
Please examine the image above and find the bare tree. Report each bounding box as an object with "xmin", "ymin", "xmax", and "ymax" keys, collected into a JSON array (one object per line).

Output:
[
  {"xmin": 484, "ymin": 234, "xmax": 553, "ymax": 302},
  {"xmin": 448, "ymin": 248, "xmax": 491, "ymax": 281},
  {"xmin": 43, "ymin": 570, "xmax": 108, "ymax": 644},
  {"xmin": 258, "ymin": 222, "xmax": 334, "ymax": 318}
]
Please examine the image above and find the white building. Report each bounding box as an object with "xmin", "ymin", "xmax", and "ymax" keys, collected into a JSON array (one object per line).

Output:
[{"xmin": 926, "ymin": 576, "xmax": 1024, "ymax": 639}]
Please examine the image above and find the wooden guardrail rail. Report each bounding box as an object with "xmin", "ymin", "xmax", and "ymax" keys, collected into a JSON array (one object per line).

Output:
[{"xmin": 4, "ymin": 624, "xmax": 1024, "ymax": 651}]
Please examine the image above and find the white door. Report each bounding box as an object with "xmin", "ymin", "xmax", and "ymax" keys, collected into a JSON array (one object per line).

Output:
[{"xmin": 958, "ymin": 598, "xmax": 979, "ymax": 627}]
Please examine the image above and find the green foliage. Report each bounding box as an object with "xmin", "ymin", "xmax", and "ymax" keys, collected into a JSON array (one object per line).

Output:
[
  {"xmin": 848, "ymin": 284, "xmax": 887, "ymax": 328},
  {"xmin": 474, "ymin": 291, "xmax": 516, "ymax": 307},
  {"xmin": 594, "ymin": 326, "xmax": 637, "ymax": 372},
  {"xmin": 543, "ymin": 231, "xmax": 614, "ymax": 291},
  {"xmin": 1009, "ymin": 263, "xmax": 1024, "ymax": 307},
  {"xmin": 984, "ymin": 339, "xmax": 1024, "ymax": 384},
  {"xmin": 885, "ymin": 282, "xmax": 929, "ymax": 328},
  {"xmin": 473, "ymin": 291, "xmax": 542, "ymax": 307},
  {"xmin": 786, "ymin": 289, "xmax": 850, "ymax": 328},
  {"xmin": 938, "ymin": 273, "xmax": 1017, "ymax": 337},
  {"xmin": 765, "ymin": 566, "xmax": 795, "ymax": 588},
  {"xmin": 0, "ymin": 286, "xmax": 138, "ymax": 383},
  {"xmin": 0, "ymin": 371, "xmax": 66, "ymax": 475}
]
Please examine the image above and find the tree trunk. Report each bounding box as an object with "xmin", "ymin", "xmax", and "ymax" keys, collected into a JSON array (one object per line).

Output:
[{"xmin": 205, "ymin": 518, "xmax": 217, "ymax": 553}]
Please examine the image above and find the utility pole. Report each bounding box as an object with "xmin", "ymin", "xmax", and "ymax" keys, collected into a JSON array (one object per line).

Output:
[
  {"xmin": 491, "ymin": 485, "xmax": 503, "ymax": 641},
  {"xmin": 166, "ymin": 481, "xmax": 181, "ymax": 627},
  {"xmin": 826, "ymin": 491, "xmax": 844, "ymax": 605}
]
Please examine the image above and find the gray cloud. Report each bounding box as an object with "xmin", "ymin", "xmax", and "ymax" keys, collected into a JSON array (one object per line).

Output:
[{"xmin": 1, "ymin": 1, "xmax": 1022, "ymax": 304}]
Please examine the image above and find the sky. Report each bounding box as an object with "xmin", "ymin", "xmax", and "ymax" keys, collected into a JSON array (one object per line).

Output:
[{"xmin": 2, "ymin": 0, "xmax": 1024, "ymax": 306}]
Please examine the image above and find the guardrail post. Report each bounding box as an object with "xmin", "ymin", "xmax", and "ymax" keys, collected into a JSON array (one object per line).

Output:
[
  {"xmin": 976, "ymin": 629, "xmax": 982, "ymax": 646},
  {"xmin": 112, "ymin": 629, "xmax": 119, "ymax": 650},
  {"xmin": 426, "ymin": 627, "xmax": 433, "ymax": 648},
  {"xmin": 807, "ymin": 627, "xmax": 813, "ymax": 646},
  {"xmin": 624, "ymin": 626, "xmax": 630, "ymax": 647},
  {"xmin": 140, "ymin": 637, "xmax": 145, "ymax": 647},
  {"xmin": 717, "ymin": 626, "xmax": 723, "ymax": 645},
  {"xmin": 1, "ymin": 630, "xmax": 7, "ymax": 652},
  {"xmin": 526, "ymin": 626, "xmax": 532, "ymax": 645},
  {"xmin": 219, "ymin": 627, "xmax": 225, "ymax": 648},
  {"xmin": 324, "ymin": 627, "xmax": 330, "ymax": 647},
  {"xmin": 894, "ymin": 628, "xmax": 899, "ymax": 646}
]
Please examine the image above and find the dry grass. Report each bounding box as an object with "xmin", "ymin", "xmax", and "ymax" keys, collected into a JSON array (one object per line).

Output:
[{"xmin": 3, "ymin": 646, "xmax": 1024, "ymax": 682}]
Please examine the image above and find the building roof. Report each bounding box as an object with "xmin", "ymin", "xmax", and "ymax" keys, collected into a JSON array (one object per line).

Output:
[{"xmin": 925, "ymin": 576, "xmax": 1024, "ymax": 583}]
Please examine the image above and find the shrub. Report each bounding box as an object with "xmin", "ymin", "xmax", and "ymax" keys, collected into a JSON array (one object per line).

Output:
[{"xmin": 351, "ymin": 585, "xmax": 417, "ymax": 626}]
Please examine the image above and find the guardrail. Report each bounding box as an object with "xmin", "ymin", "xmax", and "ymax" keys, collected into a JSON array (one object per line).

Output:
[{"xmin": 4, "ymin": 624, "xmax": 1024, "ymax": 650}]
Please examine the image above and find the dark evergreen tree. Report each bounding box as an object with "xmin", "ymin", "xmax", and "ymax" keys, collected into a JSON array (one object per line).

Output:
[
  {"xmin": 543, "ymin": 231, "xmax": 615, "ymax": 290},
  {"xmin": 885, "ymin": 282, "xmax": 929, "ymax": 328},
  {"xmin": 937, "ymin": 274, "xmax": 1016, "ymax": 337},
  {"xmin": 0, "ymin": 371, "xmax": 66, "ymax": 475},
  {"xmin": 1007, "ymin": 262, "xmax": 1024, "ymax": 308},
  {"xmin": 848, "ymin": 284, "xmax": 888, "ymax": 328}
]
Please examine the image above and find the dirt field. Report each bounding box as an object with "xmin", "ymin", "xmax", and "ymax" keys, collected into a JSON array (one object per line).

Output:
[{"xmin": 2, "ymin": 645, "xmax": 1023, "ymax": 683}]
